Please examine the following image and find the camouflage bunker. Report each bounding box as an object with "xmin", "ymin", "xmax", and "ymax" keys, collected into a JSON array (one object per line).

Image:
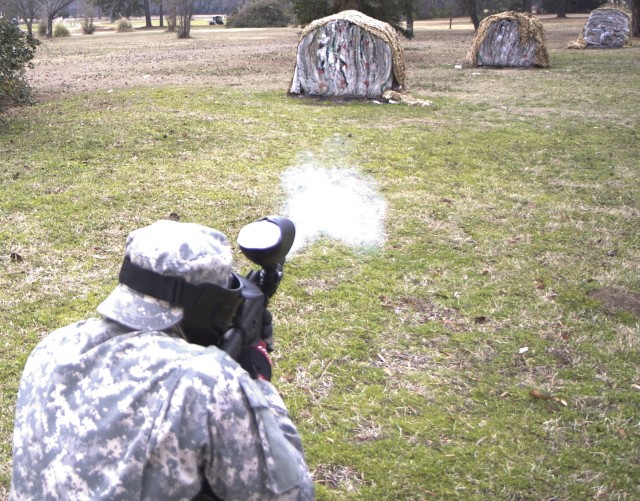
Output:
[
  {"xmin": 582, "ymin": 8, "xmax": 630, "ymax": 48},
  {"xmin": 289, "ymin": 10, "xmax": 405, "ymax": 99},
  {"xmin": 466, "ymin": 11, "xmax": 549, "ymax": 68}
]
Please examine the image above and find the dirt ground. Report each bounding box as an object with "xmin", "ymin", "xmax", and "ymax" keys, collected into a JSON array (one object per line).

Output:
[{"xmin": 26, "ymin": 15, "xmax": 593, "ymax": 100}]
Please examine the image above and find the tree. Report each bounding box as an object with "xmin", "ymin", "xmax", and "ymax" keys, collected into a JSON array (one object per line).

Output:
[
  {"xmin": 0, "ymin": 17, "xmax": 39, "ymax": 111},
  {"xmin": 96, "ymin": 0, "xmax": 142, "ymax": 22},
  {"xmin": 40, "ymin": 0, "xmax": 75, "ymax": 37},
  {"xmin": 10, "ymin": 0, "xmax": 39, "ymax": 36},
  {"xmin": 76, "ymin": 0, "xmax": 97, "ymax": 33},
  {"xmin": 292, "ymin": 0, "xmax": 331, "ymax": 24},
  {"xmin": 292, "ymin": 0, "xmax": 415, "ymax": 37},
  {"xmin": 633, "ymin": 0, "xmax": 639, "ymax": 36},
  {"xmin": 175, "ymin": 0, "xmax": 193, "ymax": 37},
  {"xmin": 226, "ymin": 0, "xmax": 292, "ymax": 27},
  {"xmin": 462, "ymin": 0, "xmax": 480, "ymax": 30},
  {"xmin": 556, "ymin": 0, "xmax": 567, "ymax": 18},
  {"xmin": 143, "ymin": 0, "xmax": 152, "ymax": 27},
  {"xmin": 163, "ymin": 0, "xmax": 177, "ymax": 31},
  {"xmin": 399, "ymin": 0, "xmax": 419, "ymax": 37}
]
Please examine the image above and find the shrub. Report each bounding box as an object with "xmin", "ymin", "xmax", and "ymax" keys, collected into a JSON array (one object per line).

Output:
[
  {"xmin": 0, "ymin": 17, "xmax": 40, "ymax": 111},
  {"xmin": 53, "ymin": 23, "xmax": 71, "ymax": 37},
  {"xmin": 226, "ymin": 0, "xmax": 292, "ymax": 28},
  {"xmin": 81, "ymin": 19, "xmax": 96, "ymax": 34},
  {"xmin": 117, "ymin": 18, "xmax": 133, "ymax": 32},
  {"xmin": 291, "ymin": 0, "xmax": 331, "ymax": 25},
  {"xmin": 37, "ymin": 23, "xmax": 47, "ymax": 36}
]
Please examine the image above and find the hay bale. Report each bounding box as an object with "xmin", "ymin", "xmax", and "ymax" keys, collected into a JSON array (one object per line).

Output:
[
  {"xmin": 289, "ymin": 10, "xmax": 405, "ymax": 98},
  {"xmin": 466, "ymin": 11, "xmax": 549, "ymax": 68},
  {"xmin": 582, "ymin": 8, "xmax": 630, "ymax": 48}
]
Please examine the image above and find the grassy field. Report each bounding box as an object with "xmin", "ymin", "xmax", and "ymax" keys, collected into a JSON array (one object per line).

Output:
[{"xmin": 1, "ymin": 15, "xmax": 639, "ymax": 500}]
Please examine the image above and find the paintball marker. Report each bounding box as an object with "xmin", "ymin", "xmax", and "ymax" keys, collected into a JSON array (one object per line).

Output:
[
  {"xmin": 217, "ymin": 216, "xmax": 296, "ymax": 359},
  {"xmin": 118, "ymin": 215, "xmax": 295, "ymax": 359}
]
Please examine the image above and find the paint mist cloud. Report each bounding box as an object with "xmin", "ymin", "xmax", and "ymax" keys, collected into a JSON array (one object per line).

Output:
[{"xmin": 281, "ymin": 162, "xmax": 387, "ymax": 255}]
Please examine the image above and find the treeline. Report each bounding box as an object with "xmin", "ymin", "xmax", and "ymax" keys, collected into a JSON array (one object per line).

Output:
[
  {"xmin": 291, "ymin": 0, "xmax": 613, "ymax": 35},
  {"xmin": 1, "ymin": 0, "xmax": 619, "ymax": 22}
]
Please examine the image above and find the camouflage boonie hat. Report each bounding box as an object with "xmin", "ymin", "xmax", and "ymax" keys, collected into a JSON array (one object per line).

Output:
[{"xmin": 97, "ymin": 220, "xmax": 233, "ymax": 331}]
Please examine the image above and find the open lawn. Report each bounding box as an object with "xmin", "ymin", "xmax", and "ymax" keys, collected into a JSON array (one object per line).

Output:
[{"xmin": 1, "ymin": 15, "xmax": 639, "ymax": 500}]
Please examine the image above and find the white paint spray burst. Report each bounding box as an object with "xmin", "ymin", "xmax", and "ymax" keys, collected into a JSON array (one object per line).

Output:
[{"xmin": 281, "ymin": 159, "xmax": 387, "ymax": 255}]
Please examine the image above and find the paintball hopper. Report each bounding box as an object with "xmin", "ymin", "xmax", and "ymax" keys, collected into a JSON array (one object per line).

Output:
[{"xmin": 237, "ymin": 216, "xmax": 295, "ymax": 271}]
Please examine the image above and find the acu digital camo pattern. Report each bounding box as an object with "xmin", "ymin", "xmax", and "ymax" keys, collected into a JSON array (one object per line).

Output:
[
  {"xmin": 98, "ymin": 220, "xmax": 234, "ymax": 332},
  {"xmin": 10, "ymin": 317, "xmax": 314, "ymax": 500}
]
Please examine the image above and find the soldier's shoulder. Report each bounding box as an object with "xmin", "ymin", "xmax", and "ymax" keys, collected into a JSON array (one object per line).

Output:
[{"xmin": 178, "ymin": 344, "xmax": 246, "ymax": 383}]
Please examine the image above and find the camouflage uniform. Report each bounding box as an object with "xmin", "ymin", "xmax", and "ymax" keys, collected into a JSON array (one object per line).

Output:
[{"xmin": 10, "ymin": 220, "xmax": 314, "ymax": 500}]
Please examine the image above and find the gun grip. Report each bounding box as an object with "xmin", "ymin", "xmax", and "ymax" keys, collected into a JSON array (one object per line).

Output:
[{"xmin": 219, "ymin": 327, "xmax": 243, "ymax": 359}]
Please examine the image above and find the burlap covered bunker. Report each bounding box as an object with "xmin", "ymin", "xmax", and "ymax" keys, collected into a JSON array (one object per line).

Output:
[
  {"xmin": 567, "ymin": 8, "xmax": 630, "ymax": 49},
  {"xmin": 289, "ymin": 10, "xmax": 405, "ymax": 98},
  {"xmin": 466, "ymin": 11, "xmax": 549, "ymax": 68}
]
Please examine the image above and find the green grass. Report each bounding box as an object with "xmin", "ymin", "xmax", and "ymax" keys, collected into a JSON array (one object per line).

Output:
[{"xmin": 1, "ymin": 35, "xmax": 639, "ymax": 500}]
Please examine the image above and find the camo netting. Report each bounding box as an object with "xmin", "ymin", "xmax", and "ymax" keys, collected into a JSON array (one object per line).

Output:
[
  {"xmin": 567, "ymin": 8, "xmax": 631, "ymax": 49},
  {"xmin": 293, "ymin": 9, "xmax": 406, "ymax": 95},
  {"xmin": 466, "ymin": 11, "xmax": 549, "ymax": 68}
]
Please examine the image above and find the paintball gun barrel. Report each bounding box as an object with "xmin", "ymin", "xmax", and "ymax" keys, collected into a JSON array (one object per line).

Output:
[{"xmin": 218, "ymin": 216, "xmax": 295, "ymax": 359}]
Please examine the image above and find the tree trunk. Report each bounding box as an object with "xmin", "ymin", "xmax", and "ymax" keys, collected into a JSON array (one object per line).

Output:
[
  {"xmin": 470, "ymin": 10, "xmax": 480, "ymax": 31},
  {"xmin": 557, "ymin": 0, "xmax": 567, "ymax": 18},
  {"xmin": 405, "ymin": 9, "xmax": 413, "ymax": 37},
  {"xmin": 522, "ymin": 0, "xmax": 532, "ymax": 13},
  {"xmin": 159, "ymin": 4, "xmax": 164, "ymax": 27},
  {"xmin": 166, "ymin": 0, "xmax": 176, "ymax": 32},
  {"xmin": 176, "ymin": 0, "xmax": 192, "ymax": 38},
  {"xmin": 15, "ymin": 0, "xmax": 38, "ymax": 38},
  {"xmin": 633, "ymin": 0, "xmax": 640, "ymax": 37},
  {"xmin": 464, "ymin": 0, "xmax": 480, "ymax": 30},
  {"xmin": 144, "ymin": 0, "xmax": 152, "ymax": 27}
]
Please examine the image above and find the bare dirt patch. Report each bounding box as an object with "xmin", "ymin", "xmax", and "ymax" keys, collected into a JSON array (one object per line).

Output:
[
  {"xmin": 27, "ymin": 26, "xmax": 300, "ymax": 98},
  {"xmin": 26, "ymin": 15, "xmax": 592, "ymax": 101},
  {"xmin": 588, "ymin": 287, "xmax": 640, "ymax": 317}
]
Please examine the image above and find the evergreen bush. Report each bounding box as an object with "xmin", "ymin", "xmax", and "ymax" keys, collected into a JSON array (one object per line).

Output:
[
  {"xmin": 292, "ymin": 0, "xmax": 402, "ymax": 29},
  {"xmin": 0, "ymin": 18, "xmax": 40, "ymax": 111},
  {"xmin": 226, "ymin": 0, "xmax": 292, "ymax": 28}
]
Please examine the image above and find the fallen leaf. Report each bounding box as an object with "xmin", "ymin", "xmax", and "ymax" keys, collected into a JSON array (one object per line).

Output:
[
  {"xmin": 529, "ymin": 389, "xmax": 550, "ymax": 400},
  {"xmin": 529, "ymin": 390, "xmax": 568, "ymax": 407}
]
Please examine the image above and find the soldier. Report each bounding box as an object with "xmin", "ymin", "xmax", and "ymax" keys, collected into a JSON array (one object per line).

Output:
[{"xmin": 10, "ymin": 220, "xmax": 314, "ymax": 500}]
